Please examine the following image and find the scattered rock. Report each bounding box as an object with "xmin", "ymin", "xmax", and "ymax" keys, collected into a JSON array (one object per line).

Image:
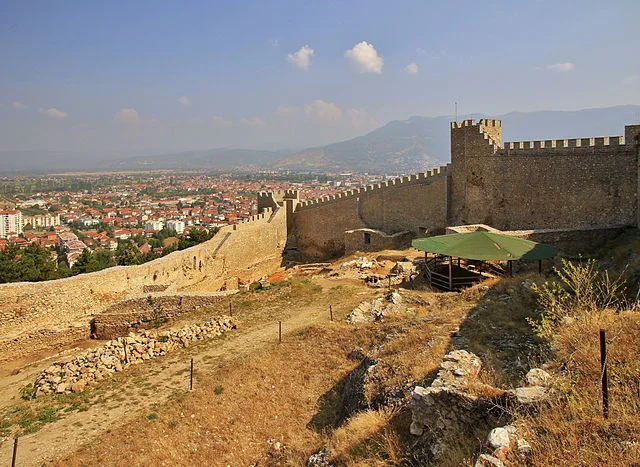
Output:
[
  {"xmin": 487, "ymin": 427, "xmax": 511, "ymax": 450},
  {"xmin": 525, "ymin": 368, "xmax": 552, "ymax": 387},
  {"xmin": 517, "ymin": 437, "xmax": 532, "ymax": 460},
  {"xmin": 511, "ymin": 386, "xmax": 548, "ymax": 404},
  {"xmin": 475, "ymin": 454, "xmax": 505, "ymax": 467},
  {"xmin": 306, "ymin": 447, "xmax": 331, "ymax": 466}
]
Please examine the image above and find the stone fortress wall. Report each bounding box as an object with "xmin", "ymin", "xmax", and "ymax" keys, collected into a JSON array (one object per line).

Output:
[
  {"xmin": 289, "ymin": 119, "xmax": 640, "ymax": 260},
  {"xmin": 449, "ymin": 119, "xmax": 640, "ymax": 230},
  {"xmin": 290, "ymin": 168, "xmax": 450, "ymax": 259},
  {"xmin": 0, "ymin": 207, "xmax": 287, "ymax": 363},
  {"xmin": 1, "ymin": 117, "xmax": 639, "ymax": 364}
]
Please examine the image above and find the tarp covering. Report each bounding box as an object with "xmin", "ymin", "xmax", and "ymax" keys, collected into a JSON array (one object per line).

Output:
[{"xmin": 412, "ymin": 231, "xmax": 557, "ymax": 261}]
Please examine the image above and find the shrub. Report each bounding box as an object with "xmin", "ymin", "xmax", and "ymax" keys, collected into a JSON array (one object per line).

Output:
[
  {"xmin": 529, "ymin": 259, "xmax": 627, "ymax": 340},
  {"xmin": 19, "ymin": 383, "xmax": 35, "ymax": 400}
]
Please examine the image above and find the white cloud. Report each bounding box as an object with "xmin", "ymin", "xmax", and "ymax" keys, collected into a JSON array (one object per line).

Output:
[
  {"xmin": 115, "ymin": 108, "xmax": 140, "ymax": 124},
  {"xmin": 548, "ymin": 62, "xmax": 575, "ymax": 72},
  {"xmin": 178, "ymin": 96, "xmax": 191, "ymax": 106},
  {"xmin": 344, "ymin": 41, "xmax": 384, "ymax": 74},
  {"xmin": 39, "ymin": 107, "xmax": 68, "ymax": 119},
  {"xmin": 287, "ymin": 45, "xmax": 314, "ymax": 71},
  {"xmin": 12, "ymin": 101, "xmax": 27, "ymax": 110},
  {"xmin": 405, "ymin": 62, "xmax": 419, "ymax": 74},
  {"xmin": 304, "ymin": 100, "xmax": 343, "ymax": 122},
  {"xmin": 279, "ymin": 100, "xmax": 377, "ymax": 131}
]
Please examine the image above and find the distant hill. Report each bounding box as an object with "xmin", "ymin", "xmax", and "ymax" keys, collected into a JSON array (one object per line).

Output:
[
  {"xmin": 271, "ymin": 105, "xmax": 640, "ymax": 173},
  {"xmin": 1, "ymin": 105, "xmax": 638, "ymax": 174}
]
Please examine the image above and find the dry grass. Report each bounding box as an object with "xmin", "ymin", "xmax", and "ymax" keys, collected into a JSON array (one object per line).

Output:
[
  {"xmin": 328, "ymin": 409, "xmax": 406, "ymax": 466},
  {"xmin": 58, "ymin": 280, "xmax": 476, "ymax": 466},
  {"xmin": 520, "ymin": 308, "xmax": 640, "ymax": 466}
]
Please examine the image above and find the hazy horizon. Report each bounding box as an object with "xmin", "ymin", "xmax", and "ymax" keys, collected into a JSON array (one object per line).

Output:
[{"xmin": 1, "ymin": 1, "xmax": 639, "ymax": 157}]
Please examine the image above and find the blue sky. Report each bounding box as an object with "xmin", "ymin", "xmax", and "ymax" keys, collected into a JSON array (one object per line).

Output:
[{"xmin": 1, "ymin": 0, "xmax": 639, "ymax": 155}]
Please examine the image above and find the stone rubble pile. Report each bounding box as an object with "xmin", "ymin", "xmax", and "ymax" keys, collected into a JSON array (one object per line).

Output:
[
  {"xmin": 340, "ymin": 256, "xmax": 376, "ymax": 270},
  {"xmin": 33, "ymin": 316, "xmax": 236, "ymax": 397},
  {"xmin": 346, "ymin": 290, "xmax": 407, "ymax": 323},
  {"xmin": 410, "ymin": 350, "xmax": 553, "ymax": 463},
  {"xmin": 474, "ymin": 424, "xmax": 533, "ymax": 466}
]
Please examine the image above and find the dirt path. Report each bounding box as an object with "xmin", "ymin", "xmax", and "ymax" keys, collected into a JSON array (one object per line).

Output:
[{"xmin": 0, "ymin": 276, "xmax": 377, "ymax": 466}]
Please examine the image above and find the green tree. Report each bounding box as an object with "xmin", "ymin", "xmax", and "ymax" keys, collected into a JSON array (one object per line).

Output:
[{"xmin": 116, "ymin": 241, "xmax": 141, "ymax": 266}]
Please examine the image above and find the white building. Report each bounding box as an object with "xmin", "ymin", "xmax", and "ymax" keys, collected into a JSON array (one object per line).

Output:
[
  {"xmin": 145, "ymin": 220, "xmax": 164, "ymax": 231},
  {"xmin": 23, "ymin": 213, "xmax": 61, "ymax": 229},
  {"xmin": 0, "ymin": 210, "xmax": 23, "ymax": 238},
  {"xmin": 166, "ymin": 220, "xmax": 185, "ymax": 234}
]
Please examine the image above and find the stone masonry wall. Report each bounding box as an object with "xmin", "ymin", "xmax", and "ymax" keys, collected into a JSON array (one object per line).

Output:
[
  {"xmin": 449, "ymin": 120, "xmax": 639, "ymax": 231},
  {"xmin": 293, "ymin": 170, "xmax": 449, "ymax": 260},
  {"xmin": 91, "ymin": 291, "xmax": 237, "ymax": 339},
  {"xmin": 0, "ymin": 206, "xmax": 286, "ymax": 363}
]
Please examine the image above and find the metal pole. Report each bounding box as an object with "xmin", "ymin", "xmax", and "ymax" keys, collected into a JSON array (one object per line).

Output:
[
  {"xmin": 600, "ymin": 329, "xmax": 609, "ymax": 419},
  {"xmin": 278, "ymin": 321, "xmax": 282, "ymax": 344},
  {"xmin": 448, "ymin": 257, "xmax": 453, "ymax": 291},
  {"xmin": 11, "ymin": 437, "xmax": 18, "ymax": 467},
  {"xmin": 190, "ymin": 358, "xmax": 194, "ymax": 391}
]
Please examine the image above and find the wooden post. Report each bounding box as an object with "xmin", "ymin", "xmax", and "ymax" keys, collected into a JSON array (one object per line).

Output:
[
  {"xmin": 508, "ymin": 260, "xmax": 513, "ymax": 277},
  {"xmin": 330, "ymin": 305, "xmax": 333, "ymax": 321},
  {"xmin": 457, "ymin": 257, "xmax": 461, "ymax": 267},
  {"xmin": 123, "ymin": 341, "xmax": 128, "ymax": 364},
  {"xmin": 11, "ymin": 437, "xmax": 18, "ymax": 467},
  {"xmin": 600, "ymin": 329, "xmax": 609, "ymax": 419},
  {"xmin": 229, "ymin": 299, "xmax": 232, "ymax": 317},
  {"xmin": 448, "ymin": 257, "xmax": 453, "ymax": 291},
  {"xmin": 278, "ymin": 321, "xmax": 282, "ymax": 344},
  {"xmin": 190, "ymin": 358, "xmax": 194, "ymax": 391},
  {"xmin": 538, "ymin": 259, "xmax": 542, "ymax": 274}
]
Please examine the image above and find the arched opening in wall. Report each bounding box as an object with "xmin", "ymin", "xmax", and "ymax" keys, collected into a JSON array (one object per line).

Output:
[
  {"xmin": 199, "ymin": 260, "xmax": 202, "ymax": 271},
  {"xmin": 193, "ymin": 256, "xmax": 196, "ymax": 269},
  {"xmin": 364, "ymin": 232, "xmax": 372, "ymax": 244}
]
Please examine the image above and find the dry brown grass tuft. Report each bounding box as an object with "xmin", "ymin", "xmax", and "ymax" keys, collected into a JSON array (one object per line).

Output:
[
  {"xmin": 520, "ymin": 309, "xmax": 640, "ymax": 466},
  {"xmin": 328, "ymin": 409, "xmax": 406, "ymax": 466}
]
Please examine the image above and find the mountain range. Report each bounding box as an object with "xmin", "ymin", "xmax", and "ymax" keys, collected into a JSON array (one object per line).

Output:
[{"xmin": 1, "ymin": 105, "xmax": 638, "ymax": 174}]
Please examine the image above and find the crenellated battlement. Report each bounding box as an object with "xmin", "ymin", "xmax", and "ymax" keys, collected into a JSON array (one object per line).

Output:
[
  {"xmin": 499, "ymin": 135, "xmax": 625, "ymax": 154},
  {"xmin": 450, "ymin": 118, "xmax": 501, "ymax": 129},
  {"xmin": 232, "ymin": 207, "xmax": 275, "ymax": 230},
  {"xmin": 295, "ymin": 165, "xmax": 450, "ymax": 210},
  {"xmin": 257, "ymin": 189, "xmax": 299, "ymax": 199}
]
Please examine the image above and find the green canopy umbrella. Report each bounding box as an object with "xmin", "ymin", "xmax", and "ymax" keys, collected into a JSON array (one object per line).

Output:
[{"xmin": 412, "ymin": 231, "xmax": 557, "ymax": 261}]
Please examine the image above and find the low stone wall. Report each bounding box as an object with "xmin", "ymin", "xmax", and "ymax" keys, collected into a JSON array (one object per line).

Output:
[
  {"xmin": 0, "ymin": 205, "xmax": 286, "ymax": 364},
  {"xmin": 92, "ymin": 291, "xmax": 237, "ymax": 339},
  {"xmin": 33, "ymin": 315, "xmax": 236, "ymax": 396}
]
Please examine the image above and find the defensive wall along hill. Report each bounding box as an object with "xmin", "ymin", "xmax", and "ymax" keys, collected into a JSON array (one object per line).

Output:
[
  {"xmin": 290, "ymin": 119, "xmax": 640, "ymax": 260},
  {"xmin": 0, "ymin": 207, "xmax": 287, "ymax": 364},
  {"xmin": 2, "ymin": 118, "xmax": 639, "ymax": 364}
]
